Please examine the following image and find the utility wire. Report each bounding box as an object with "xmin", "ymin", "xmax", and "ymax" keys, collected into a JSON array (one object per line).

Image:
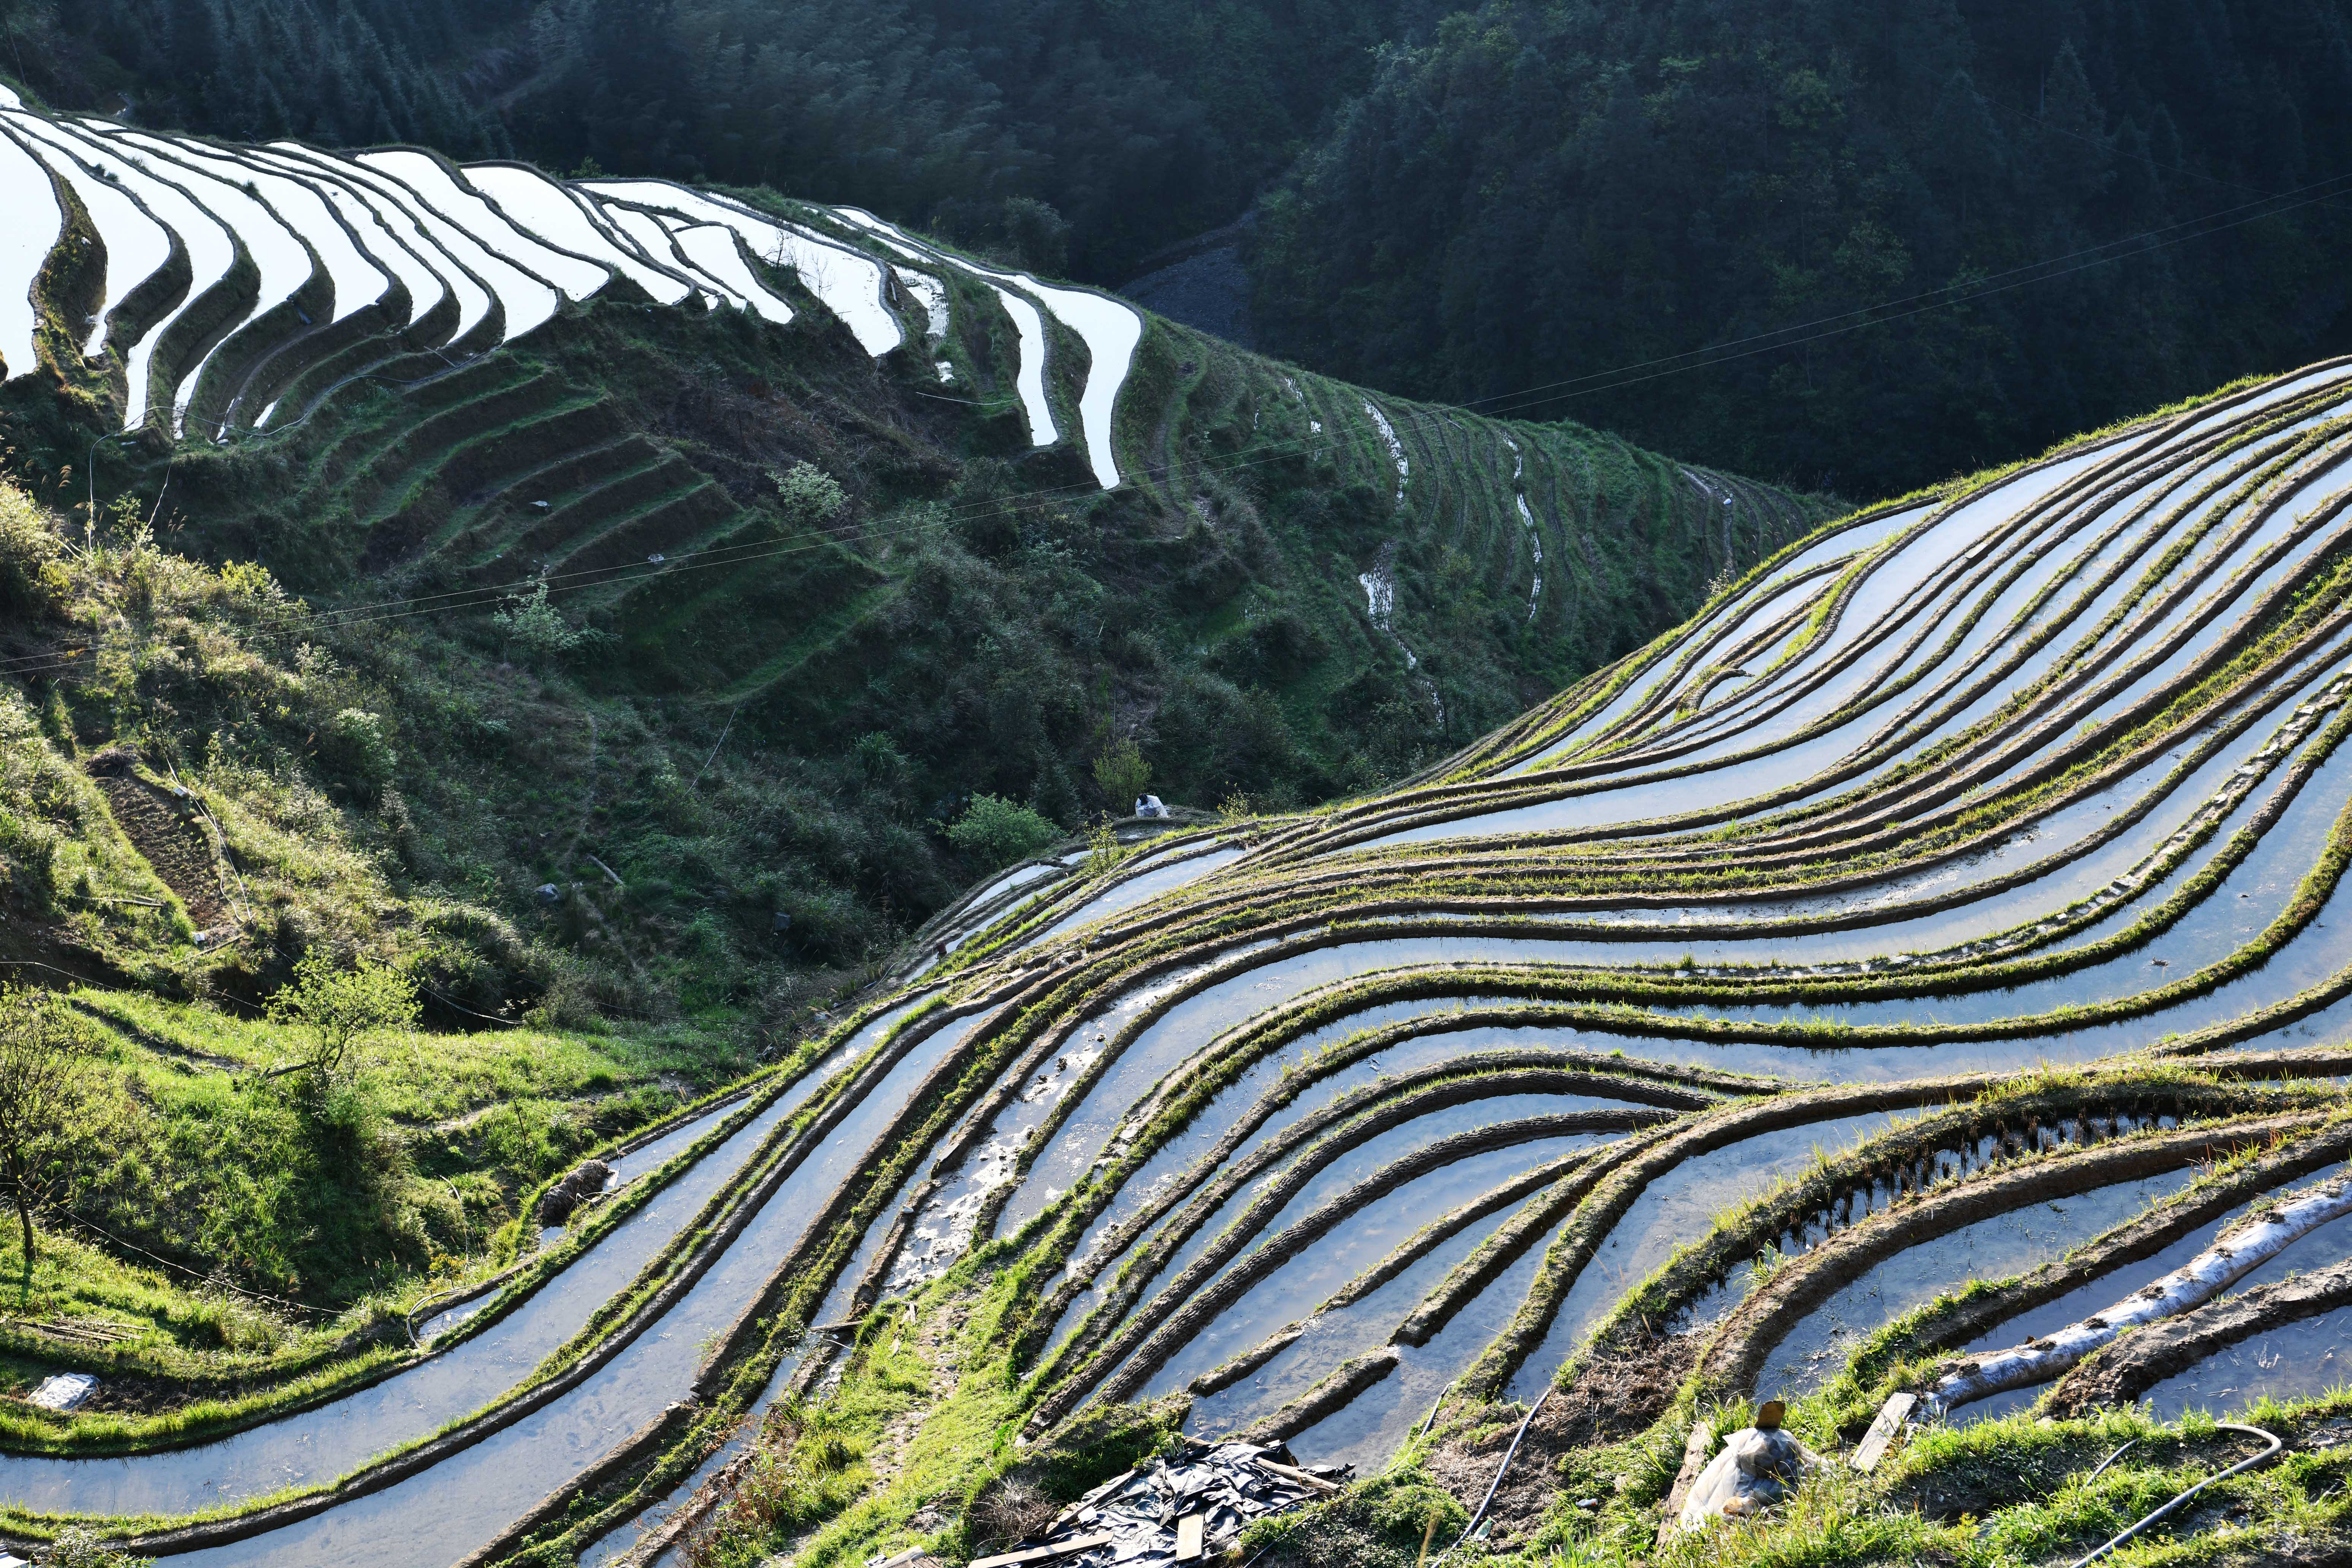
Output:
[
  {"xmin": 5, "ymin": 162, "xmax": 2349, "ymax": 687},
  {"xmin": 1468, "ymin": 171, "xmax": 2352, "ymax": 421},
  {"xmin": 1410, "ymin": 165, "xmax": 2352, "ymax": 422},
  {"xmin": 37, "ymin": 1200, "xmax": 337, "ymax": 1316}
]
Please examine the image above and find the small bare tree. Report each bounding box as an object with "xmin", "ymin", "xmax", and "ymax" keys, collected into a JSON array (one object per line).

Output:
[{"xmin": 0, "ymin": 988, "xmax": 90, "ymax": 1269}]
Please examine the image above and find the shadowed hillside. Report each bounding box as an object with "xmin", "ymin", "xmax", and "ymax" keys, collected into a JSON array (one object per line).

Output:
[{"xmin": 0, "ymin": 92, "xmax": 1829, "ymax": 1023}]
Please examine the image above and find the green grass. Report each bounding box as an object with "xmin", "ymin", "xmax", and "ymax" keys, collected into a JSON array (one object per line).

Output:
[
  {"xmin": 528, "ymin": 1252, "xmax": 1189, "ymax": 1568},
  {"xmin": 6, "ymin": 163, "xmax": 2346, "ymax": 1565},
  {"xmin": 0, "ymin": 987, "xmax": 744, "ymax": 1414}
]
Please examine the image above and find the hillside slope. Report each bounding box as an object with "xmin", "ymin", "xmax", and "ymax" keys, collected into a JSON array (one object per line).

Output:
[
  {"xmin": 8, "ymin": 351, "xmax": 2352, "ymax": 1568},
  {"xmin": 1248, "ymin": 0, "xmax": 2352, "ymax": 496},
  {"xmin": 0, "ymin": 86, "xmax": 1831, "ymax": 1016}
]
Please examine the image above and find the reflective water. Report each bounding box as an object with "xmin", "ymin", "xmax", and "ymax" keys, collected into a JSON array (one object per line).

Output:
[
  {"xmin": 1506, "ymin": 1108, "xmax": 1928, "ymax": 1399},
  {"xmin": 1141, "ymin": 1133, "xmax": 1609, "ymax": 1400},
  {"xmin": 174, "ymin": 1006, "xmax": 991, "ymax": 1566},
  {"xmin": 2143, "ymin": 1303, "xmax": 2352, "ymax": 1419},
  {"xmin": 1757, "ymin": 1168, "xmax": 2199, "ymax": 1399},
  {"xmin": 0, "ymin": 1037, "xmax": 858, "ymax": 1517}
]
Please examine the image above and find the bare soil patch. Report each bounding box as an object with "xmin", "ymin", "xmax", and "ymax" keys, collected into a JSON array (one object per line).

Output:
[
  {"xmin": 1426, "ymin": 1326, "xmax": 1698, "ymax": 1546},
  {"xmin": 89, "ymin": 760, "xmax": 228, "ymax": 928}
]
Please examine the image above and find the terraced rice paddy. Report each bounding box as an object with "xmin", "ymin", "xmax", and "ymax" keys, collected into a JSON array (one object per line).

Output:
[
  {"xmin": 2, "ymin": 107, "xmax": 1805, "ymax": 727},
  {"xmin": 0, "ymin": 107, "xmax": 1133, "ymax": 474},
  {"xmin": 6, "ymin": 99, "xmax": 2352, "ymax": 1567},
  {"xmin": 3, "ymin": 348, "xmax": 2343, "ymax": 1563}
]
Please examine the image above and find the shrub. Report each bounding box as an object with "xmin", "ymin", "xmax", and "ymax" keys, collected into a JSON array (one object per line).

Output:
[
  {"xmin": 1091, "ymin": 739, "xmax": 1151, "ymax": 808},
  {"xmin": 964, "ymin": 1397, "xmax": 1185, "ymax": 1552},
  {"xmin": 969, "ymin": 1476, "xmax": 1057, "ymax": 1549},
  {"xmin": 492, "ymin": 582, "xmax": 588, "ymax": 661},
  {"xmin": 946, "ymin": 794, "xmax": 1059, "ymax": 869},
  {"xmin": 267, "ymin": 950, "xmax": 420, "ymax": 1080},
  {"xmin": 770, "ymin": 461, "xmax": 847, "ymax": 530},
  {"xmin": 854, "ymin": 730, "xmax": 912, "ymax": 787},
  {"xmin": 1081, "ymin": 821, "xmax": 1132, "ymax": 880},
  {"xmin": 319, "ymin": 708, "xmax": 397, "ymax": 795},
  {"xmin": 997, "ymin": 196, "xmax": 1070, "ymax": 275},
  {"xmin": 0, "ymin": 482, "xmax": 68, "ymax": 619}
]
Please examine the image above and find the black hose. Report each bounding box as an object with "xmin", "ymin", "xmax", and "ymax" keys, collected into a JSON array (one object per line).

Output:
[
  {"xmin": 2067, "ymin": 1422, "xmax": 2280, "ymax": 1567},
  {"xmin": 1416, "ymin": 1378, "xmax": 1458, "ymax": 1442},
  {"xmin": 1431, "ymin": 1383, "xmax": 1552, "ymax": 1566},
  {"xmin": 2082, "ymin": 1436, "xmax": 2139, "ymax": 1485}
]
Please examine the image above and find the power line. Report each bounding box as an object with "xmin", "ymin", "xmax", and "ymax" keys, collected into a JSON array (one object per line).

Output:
[
  {"xmin": 1415, "ymin": 166, "xmax": 2352, "ymax": 420},
  {"xmin": 1462, "ymin": 171, "xmax": 2352, "ymax": 422},
  {"xmin": 5, "ymin": 162, "xmax": 2348, "ymax": 689},
  {"xmin": 38, "ymin": 1201, "xmax": 337, "ymax": 1316}
]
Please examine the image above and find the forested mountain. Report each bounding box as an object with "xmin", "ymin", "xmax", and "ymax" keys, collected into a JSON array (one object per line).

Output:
[
  {"xmin": 0, "ymin": 0, "xmax": 511, "ymax": 155},
  {"xmin": 1246, "ymin": 0, "xmax": 2352, "ymax": 494},
  {"xmin": 13, "ymin": 0, "xmax": 2352, "ymax": 499},
  {"xmin": 0, "ymin": 0, "xmax": 1434, "ymax": 279}
]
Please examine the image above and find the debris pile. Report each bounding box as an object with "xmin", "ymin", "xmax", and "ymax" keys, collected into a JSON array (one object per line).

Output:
[
  {"xmin": 538, "ymin": 1157, "xmax": 614, "ymax": 1225},
  {"xmin": 973, "ymin": 1442, "xmax": 1349, "ymax": 1568}
]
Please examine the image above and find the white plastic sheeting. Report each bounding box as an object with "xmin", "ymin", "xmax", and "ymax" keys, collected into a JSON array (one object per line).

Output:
[{"xmin": 1926, "ymin": 1176, "xmax": 2352, "ymax": 1414}]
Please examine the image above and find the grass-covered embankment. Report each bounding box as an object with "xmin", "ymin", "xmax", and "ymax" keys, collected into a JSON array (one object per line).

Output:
[{"xmin": 0, "ymin": 985, "xmax": 746, "ymax": 1450}]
